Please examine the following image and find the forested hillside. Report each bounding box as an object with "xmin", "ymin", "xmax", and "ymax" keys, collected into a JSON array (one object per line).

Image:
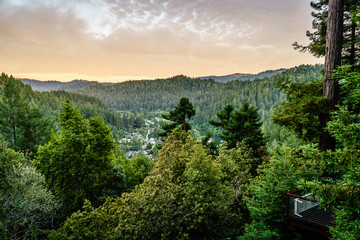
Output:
[
  {"xmin": 1, "ymin": 0, "xmax": 360, "ymax": 239},
  {"xmin": 79, "ymin": 65, "xmax": 322, "ymax": 123},
  {"xmin": 1, "ymin": 75, "xmax": 144, "ymax": 143},
  {"xmin": 18, "ymin": 65, "xmax": 324, "ymax": 147},
  {"xmin": 21, "ymin": 79, "xmax": 93, "ymax": 92},
  {"xmin": 30, "ymin": 89, "xmax": 144, "ymax": 135},
  {"xmin": 77, "ymin": 64, "xmax": 323, "ymax": 143},
  {"xmin": 199, "ymin": 68, "xmax": 286, "ymax": 83}
]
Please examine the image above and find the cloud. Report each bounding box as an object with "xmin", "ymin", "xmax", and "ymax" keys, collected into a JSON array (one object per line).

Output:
[{"xmin": 0, "ymin": 0, "xmax": 322, "ymax": 81}]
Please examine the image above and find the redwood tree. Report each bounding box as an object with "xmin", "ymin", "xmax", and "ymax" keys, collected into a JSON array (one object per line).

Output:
[{"xmin": 320, "ymin": 0, "xmax": 344, "ymax": 151}]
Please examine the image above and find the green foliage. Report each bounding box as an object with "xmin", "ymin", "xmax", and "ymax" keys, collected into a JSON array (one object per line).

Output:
[
  {"xmin": 113, "ymin": 129, "xmax": 229, "ymax": 239},
  {"xmin": 76, "ymin": 65, "xmax": 323, "ymax": 147},
  {"xmin": 327, "ymin": 67, "xmax": 360, "ymax": 149},
  {"xmin": 120, "ymin": 155, "xmax": 152, "ymax": 192},
  {"xmin": 0, "ymin": 73, "xmax": 54, "ymax": 154},
  {"xmin": 160, "ymin": 97, "xmax": 196, "ymax": 137},
  {"xmin": 1, "ymin": 65, "xmax": 340, "ymax": 238},
  {"xmin": 4, "ymin": 73, "xmax": 145, "ymax": 141},
  {"xmin": 48, "ymin": 199, "xmax": 118, "ymax": 240},
  {"xmin": 36, "ymin": 100, "xmax": 115, "ymax": 219},
  {"xmin": 0, "ymin": 137, "xmax": 26, "ymax": 239},
  {"xmin": 99, "ymin": 159, "xmax": 127, "ymax": 201},
  {"xmin": 3, "ymin": 162, "xmax": 59, "ymax": 239},
  {"xmin": 333, "ymin": 65, "xmax": 360, "ymax": 110},
  {"xmin": 19, "ymin": 105, "xmax": 53, "ymax": 155},
  {"xmin": 201, "ymin": 131, "xmax": 218, "ymax": 156},
  {"xmin": 327, "ymin": 106, "xmax": 360, "ymax": 149},
  {"xmin": 59, "ymin": 128, "xmax": 253, "ymax": 239},
  {"xmin": 217, "ymin": 142, "xmax": 263, "ymax": 180},
  {"xmin": 0, "ymin": 73, "xmax": 28, "ymax": 148},
  {"xmin": 241, "ymin": 145, "xmax": 323, "ymax": 240},
  {"xmin": 294, "ymin": 0, "xmax": 360, "ymax": 66},
  {"xmin": 294, "ymin": 149, "xmax": 360, "ymax": 240},
  {"xmin": 0, "ymin": 138, "xmax": 58, "ymax": 239},
  {"xmin": 272, "ymin": 77, "xmax": 329, "ymax": 143},
  {"xmin": 330, "ymin": 208, "xmax": 360, "ymax": 240},
  {"xmin": 118, "ymin": 129, "xmax": 259, "ymax": 239},
  {"xmin": 210, "ymin": 103, "xmax": 265, "ymax": 153},
  {"xmin": 261, "ymin": 67, "xmax": 360, "ymax": 239},
  {"xmin": 290, "ymin": 68, "xmax": 360, "ymax": 239},
  {"xmin": 0, "ymin": 137, "xmax": 24, "ymax": 196}
]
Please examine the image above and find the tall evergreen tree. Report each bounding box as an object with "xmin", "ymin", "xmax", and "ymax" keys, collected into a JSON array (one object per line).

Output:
[
  {"xmin": 210, "ymin": 103, "xmax": 265, "ymax": 152},
  {"xmin": 320, "ymin": 0, "xmax": 345, "ymax": 151},
  {"xmin": 293, "ymin": 0, "xmax": 359, "ymax": 68},
  {"xmin": 160, "ymin": 97, "xmax": 196, "ymax": 137},
  {"xmin": 18, "ymin": 105, "xmax": 53, "ymax": 154},
  {"xmin": 0, "ymin": 74, "xmax": 28, "ymax": 149},
  {"xmin": 272, "ymin": 79, "xmax": 328, "ymax": 144},
  {"xmin": 36, "ymin": 99, "xmax": 114, "ymax": 219}
]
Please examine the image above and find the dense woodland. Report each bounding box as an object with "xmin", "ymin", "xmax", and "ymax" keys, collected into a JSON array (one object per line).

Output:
[
  {"xmin": 77, "ymin": 65, "xmax": 322, "ymax": 127},
  {"xmin": 1, "ymin": 0, "xmax": 360, "ymax": 239},
  {"xmin": 76, "ymin": 64, "xmax": 323, "ymax": 148}
]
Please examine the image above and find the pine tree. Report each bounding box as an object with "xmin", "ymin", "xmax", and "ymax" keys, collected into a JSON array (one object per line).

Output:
[
  {"xmin": 293, "ymin": 0, "xmax": 359, "ymax": 67},
  {"xmin": 160, "ymin": 97, "xmax": 196, "ymax": 137},
  {"xmin": 18, "ymin": 106, "xmax": 53, "ymax": 154},
  {"xmin": 210, "ymin": 103, "xmax": 265, "ymax": 152},
  {"xmin": 0, "ymin": 74, "xmax": 28, "ymax": 149},
  {"xmin": 36, "ymin": 99, "xmax": 114, "ymax": 219}
]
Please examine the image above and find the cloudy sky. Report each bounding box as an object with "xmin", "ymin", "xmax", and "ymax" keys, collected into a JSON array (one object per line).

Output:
[{"xmin": 0, "ymin": 0, "xmax": 323, "ymax": 82}]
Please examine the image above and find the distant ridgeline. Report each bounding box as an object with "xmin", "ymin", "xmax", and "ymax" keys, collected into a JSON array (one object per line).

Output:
[
  {"xmin": 20, "ymin": 64, "xmax": 323, "ymax": 140},
  {"xmin": 198, "ymin": 68, "xmax": 287, "ymax": 83},
  {"xmin": 4, "ymin": 78, "xmax": 143, "ymax": 138},
  {"xmin": 20, "ymin": 79, "xmax": 94, "ymax": 92},
  {"xmin": 21, "ymin": 68, "xmax": 287, "ymax": 92},
  {"xmin": 75, "ymin": 65, "xmax": 323, "ymax": 127}
]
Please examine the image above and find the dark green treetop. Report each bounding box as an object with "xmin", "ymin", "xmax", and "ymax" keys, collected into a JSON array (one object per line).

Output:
[
  {"xmin": 0, "ymin": 74, "xmax": 28, "ymax": 149},
  {"xmin": 160, "ymin": 97, "xmax": 196, "ymax": 137},
  {"xmin": 0, "ymin": 73, "xmax": 53, "ymax": 154},
  {"xmin": 293, "ymin": 0, "xmax": 360, "ymax": 67},
  {"xmin": 272, "ymin": 78, "xmax": 329, "ymax": 144},
  {"xmin": 210, "ymin": 102, "xmax": 265, "ymax": 152},
  {"xmin": 36, "ymin": 99, "xmax": 115, "ymax": 219}
]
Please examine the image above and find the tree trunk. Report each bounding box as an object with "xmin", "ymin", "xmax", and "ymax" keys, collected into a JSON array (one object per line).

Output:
[
  {"xmin": 350, "ymin": 21, "xmax": 356, "ymax": 71},
  {"xmin": 11, "ymin": 116, "xmax": 16, "ymax": 146},
  {"xmin": 320, "ymin": 0, "xmax": 344, "ymax": 151}
]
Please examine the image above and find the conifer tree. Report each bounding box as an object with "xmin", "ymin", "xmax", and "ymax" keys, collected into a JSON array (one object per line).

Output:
[
  {"xmin": 160, "ymin": 97, "xmax": 196, "ymax": 137},
  {"xmin": 0, "ymin": 74, "xmax": 28, "ymax": 149},
  {"xmin": 36, "ymin": 99, "xmax": 114, "ymax": 219},
  {"xmin": 210, "ymin": 103, "xmax": 265, "ymax": 152},
  {"xmin": 293, "ymin": 0, "xmax": 359, "ymax": 67},
  {"xmin": 320, "ymin": 0, "xmax": 344, "ymax": 151}
]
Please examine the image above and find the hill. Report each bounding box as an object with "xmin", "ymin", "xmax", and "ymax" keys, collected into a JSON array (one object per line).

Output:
[
  {"xmin": 17, "ymin": 64, "xmax": 323, "ymax": 144},
  {"xmin": 199, "ymin": 68, "xmax": 287, "ymax": 83},
  {"xmin": 20, "ymin": 68, "xmax": 287, "ymax": 91},
  {"xmin": 75, "ymin": 64, "xmax": 323, "ymax": 144},
  {"xmin": 20, "ymin": 79, "xmax": 94, "ymax": 92},
  {"xmin": 1, "ymin": 77, "xmax": 144, "ymax": 139}
]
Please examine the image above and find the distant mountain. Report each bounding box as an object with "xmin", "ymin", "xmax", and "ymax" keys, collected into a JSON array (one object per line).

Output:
[
  {"xmin": 20, "ymin": 68, "xmax": 287, "ymax": 92},
  {"xmin": 16, "ymin": 64, "xmax": 323, "ymax": 143},
  {"xmin": 20, "ymin": 79, "xmax": 96, "ymax": 92},
  {"xmin": 199, "ymin": 68, "xmax": 287, "ymax": 83}
]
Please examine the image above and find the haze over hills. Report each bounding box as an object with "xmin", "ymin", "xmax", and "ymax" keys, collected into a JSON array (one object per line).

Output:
[
  {"xmin": 20, "ymin": 68, "xmax": 288, "ymax": 92},
  {"xmin": 20, "ymin": 79, "xmax": 94, "ymax": 92},
  {"xmin": 198, "ymin": 68, "xmax": 287, "ymax": 83}
]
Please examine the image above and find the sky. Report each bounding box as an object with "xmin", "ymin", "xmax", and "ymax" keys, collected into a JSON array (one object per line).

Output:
[{"xmin": 0, "ymin": 0, "xmax": 323, "ymax": 82}]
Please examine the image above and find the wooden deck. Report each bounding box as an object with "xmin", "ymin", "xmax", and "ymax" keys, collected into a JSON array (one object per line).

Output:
[{"xmin": 285, "ymin": 191, "xmax": 334, "ymax": 237}]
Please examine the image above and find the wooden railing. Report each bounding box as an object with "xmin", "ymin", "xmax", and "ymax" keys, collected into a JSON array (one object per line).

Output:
[{"xmin": 285, "ymin": 190, "xmax": 334, "ymax": 236}]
